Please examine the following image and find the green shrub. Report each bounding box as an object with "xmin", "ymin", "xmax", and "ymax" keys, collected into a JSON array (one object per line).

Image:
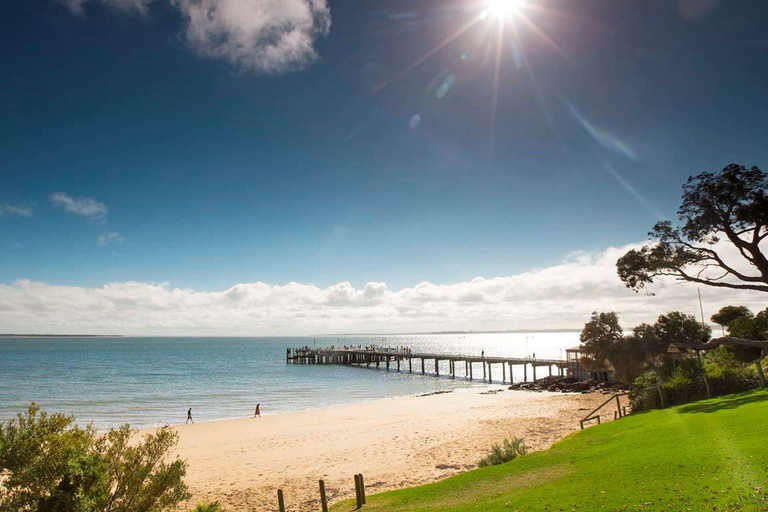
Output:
[
  {"xmin": 703, "ymin": 346, "xmax": 740, "ymax": 378},
  {"xmin": 0, "ymin": 403, "xmax": 189, "ymax": 512},
  {"xmin": 477, "ymin": 438, "xmax": 527, "ymax": 467},
  {"xmin": 630, "ymin": 358, "xmax": 762, "ymax": 411}
]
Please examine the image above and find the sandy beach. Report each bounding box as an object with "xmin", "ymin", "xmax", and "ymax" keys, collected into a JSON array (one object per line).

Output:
[{"xmin": 159, "ymin": 389, "xmax": 625, "ymax": 512}]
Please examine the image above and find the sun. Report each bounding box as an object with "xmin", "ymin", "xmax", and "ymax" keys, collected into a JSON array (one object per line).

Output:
[{"xmin": 485, "ymin": 0, "xmax": 521, "ymax": 19}]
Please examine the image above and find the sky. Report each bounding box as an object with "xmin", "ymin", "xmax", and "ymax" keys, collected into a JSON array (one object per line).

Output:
[{"xmin": 1, "ymin": 0, "xmax": 767, "ymax": 335}]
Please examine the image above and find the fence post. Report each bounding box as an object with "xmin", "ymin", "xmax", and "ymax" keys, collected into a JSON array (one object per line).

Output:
[
  {"xmin": 354, "ymin": 474, "xmax": 362, "ymax": 509},
  {"xmin": 696, "ymin": 350, "xmax": 711, "ymax": 399},
  {"xmin": 359, "ymin": 473, "xmax": 366, "ymax": 504},
  {"xmin": 615, "ymin": 395, "xmax": 622, "ymax": 418},
  {"xmin": 319, "ymin": 480, "xmax": 328, "ymax": 512},
  {"xmin": 756, "ymin": 359, "xmax": 766, "ymax": 388},
  {"xmin": 277, "ymin": 489, "xmax": 285, "ymax": 512},
  {"xmin": 657, "ymin": 384, "xmax": 666, "ymax": 409}
]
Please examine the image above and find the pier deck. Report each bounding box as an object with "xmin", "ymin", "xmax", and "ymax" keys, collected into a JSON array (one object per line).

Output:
[{"xmin": 287, "ymin": 347, "xmax": 575, "ymax": 384}]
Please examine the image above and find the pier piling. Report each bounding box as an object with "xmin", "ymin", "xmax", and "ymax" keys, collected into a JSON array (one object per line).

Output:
[{"xmin": 286, "ymin": 346, "xmax": 572, "ymax": 385}]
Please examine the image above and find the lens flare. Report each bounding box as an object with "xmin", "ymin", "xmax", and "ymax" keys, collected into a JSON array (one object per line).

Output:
[{"xmin": 486, "ymin": 0, "xmax": 521, "ymax": 19}]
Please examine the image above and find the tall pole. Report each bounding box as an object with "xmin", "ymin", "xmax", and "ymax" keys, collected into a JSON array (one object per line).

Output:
[{"xmin": 698, "ymin": 288, "xmax": 705, "ymax": 325}]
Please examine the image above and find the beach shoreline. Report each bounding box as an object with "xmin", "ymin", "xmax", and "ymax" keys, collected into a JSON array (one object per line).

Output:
[{"xmin": 150, "ymin": 388, "xmax": 625, "ymax": 512}]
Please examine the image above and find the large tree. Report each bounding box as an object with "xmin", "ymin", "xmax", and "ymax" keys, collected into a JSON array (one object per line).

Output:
[
  {"xmin": 579, "ymin": 311, "xmax": 623, "ymax": 372},
  {"xmin": 728, "ymin": 307, "xmax": 768, "ymax": 341},
  {"xmin": 617, "ymin": 164, "xmax": 768, "ymax": 293},
  {"xmin": 654, "ymin": 311, "xmax": 712, "ymax": 347},
  {"xmin": 710, "ymin": 305, "xmax": 754, "ymax": 333}
]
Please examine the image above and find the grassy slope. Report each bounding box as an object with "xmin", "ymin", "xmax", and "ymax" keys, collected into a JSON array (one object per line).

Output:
[{"xmin": 331, "ymin": 390, "xmax": 768, "ymax": 512}]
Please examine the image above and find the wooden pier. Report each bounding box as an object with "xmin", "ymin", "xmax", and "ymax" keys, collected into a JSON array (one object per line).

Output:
[{"xmin": 286, "ymin": 346, "xmax": 574, "ymax": 384}]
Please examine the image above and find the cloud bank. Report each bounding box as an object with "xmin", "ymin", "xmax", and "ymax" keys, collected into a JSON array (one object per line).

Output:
[
  {"xmin": 1, "ymin": 243, "xmax": 765, "ymax": 335},
  {"xmin": 57, "ymin": 0, "xmax": 331, "ymax": 73}
]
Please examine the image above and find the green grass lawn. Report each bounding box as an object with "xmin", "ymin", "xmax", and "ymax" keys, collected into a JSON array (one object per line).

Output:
[{"xmin": 331, "ymin": 390, "xmax": 768, "ymax": 512}]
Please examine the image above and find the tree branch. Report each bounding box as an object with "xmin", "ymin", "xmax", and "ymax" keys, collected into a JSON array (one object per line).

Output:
[{"xmin": 663, "ymin": 267, "xmax": 768, "ymax": 293}]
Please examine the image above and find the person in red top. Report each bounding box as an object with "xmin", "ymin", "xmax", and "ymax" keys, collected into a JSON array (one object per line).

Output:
[{"xmin": 254, "ymin": 404, "xmax": 261, "ymax": 418}]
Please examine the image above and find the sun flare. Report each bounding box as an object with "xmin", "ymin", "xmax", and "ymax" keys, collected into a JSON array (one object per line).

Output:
[{"xmin": 485, "ymin": 0, "xmax": 521, "ymax": 19}]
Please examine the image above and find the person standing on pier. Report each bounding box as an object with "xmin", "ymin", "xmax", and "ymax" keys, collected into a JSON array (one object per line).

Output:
[
  {"xmin": 481, "ymin": 350, "xmax": 485, "ymax": 359},
  {"xmin": 254, "ymin": 404, "xmax": 261, "ymax": 418},
  {"xmin": 186, "ymin": 408, "xmax": 194, "ymax": 424}
]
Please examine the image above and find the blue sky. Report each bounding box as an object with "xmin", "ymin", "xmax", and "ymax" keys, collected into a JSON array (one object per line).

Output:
[{"xmin": 1, "ymin": 0, "xmax": 767, "ymax": 334}]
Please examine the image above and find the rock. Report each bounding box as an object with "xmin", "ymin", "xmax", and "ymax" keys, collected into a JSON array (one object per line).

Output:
[{"xmin": 507, "ymin": 376, "xmax": 623, "ymax": 394}]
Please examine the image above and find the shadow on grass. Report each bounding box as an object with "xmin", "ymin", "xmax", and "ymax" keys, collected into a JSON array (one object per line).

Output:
[{"xmin": 676, "ymin": 390, "xmax": 768, "ymax": 414}]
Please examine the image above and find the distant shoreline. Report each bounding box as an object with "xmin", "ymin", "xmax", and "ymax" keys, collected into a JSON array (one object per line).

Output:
[
  {"xmin": 0, "ymin": 330, "xmax": 580, "ymax": 338},
  {"xmin": 317, "ymin": 329, "xmax": 582, "ymax": 335},
  {"xmin": 0, "ymin": 334, "xmax": 123, "ymax": 338}
]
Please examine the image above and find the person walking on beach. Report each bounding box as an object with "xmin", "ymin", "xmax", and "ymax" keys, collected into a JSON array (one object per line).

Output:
[
  {"xmin": 481, "ymin": 350, "xmax": 485, "ymax": 359},
  {"xmin": 186, "ymin": 408, "xmax": 194, "ymax": 424},
  {"xmin": 254, "ymin": 404, "xmax": 261, "ymax": 418}
]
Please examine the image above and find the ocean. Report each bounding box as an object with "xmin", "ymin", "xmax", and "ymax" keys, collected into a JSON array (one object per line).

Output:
[{"xmin": 0, "ymin": 332, "xmax": 580, "ymax": 429}]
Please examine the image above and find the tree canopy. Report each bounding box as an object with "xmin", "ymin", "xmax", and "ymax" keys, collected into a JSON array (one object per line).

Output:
[
  {"xmin": 579, "ymin": 311, "xmax": 712, "ymax": 384},
  {"xmin": 728, "ymin": 307, "xmax": 768, "ymax": 341},
  {"xmin": 710, "ymin": 305, "xmax": 754, "ymax": 330},
  {"xmin": 617, "ymin": 164, "xmax": 768, "ymax": 293},
  {"xmin": 579, "ymin": 311, "xmax": 623, "ymax": 373}
]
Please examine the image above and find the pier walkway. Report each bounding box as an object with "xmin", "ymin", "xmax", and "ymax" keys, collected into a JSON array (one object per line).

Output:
[{"xmin": 287, "ymin": 346, "xmax": 575, "ymax": 383}]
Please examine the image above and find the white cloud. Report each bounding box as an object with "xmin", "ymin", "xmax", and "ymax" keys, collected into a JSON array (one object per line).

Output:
[
  {"xmin": 57, "ymin": 0, "xmax": 152, "ymax": 15},
  {"xmin": 0, "ymin": 204, "xmax": 34, "ymax": 217},
  {"xmin": 57, "ymin": 0, "xmax": 331, "ymax": 73},
  {"xmin": 98, "ymin": 232, "xmax": 125, "ymax": 246},
  {"xmin": 50, "ymin": 192, "xmax": 108, "ymax": 222},
  {"xmin": 174, "ymin": 0, "xmax": 331, "ymax": 73},
  {"xmin": 1, "ymin": 241, "xmax": 765, "ymax": 335}
]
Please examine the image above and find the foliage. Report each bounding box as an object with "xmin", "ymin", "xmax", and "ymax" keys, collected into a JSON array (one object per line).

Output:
[
  {"xmin": 578, "ymin": 311, "xmax": 623, "ymax": 372},
  {"xmin": 728, "ymin": 306, "xmax": 768, "ymax": 341},
  {"xmin": 0, "ymin": 403, "xmax": 189, "ymax": 512},
  {"xmin": 630, "ymin": 350, "xmax": 761, "ymax": 411},
  {"xmin": 579, "ymin": 310, "xmax": 711, "ymax": 384},
  {"xmin": 617, "ymin": 164, "xmax": 768, "ymax": 293},
  {"xmin": 477, "ymin": 438, "xmax": 527, "ymax": 468},
  {"xmin": 702, "ymin": 346, "xmax": 741, "ymax": 378},
  {"xmin": 331, "ymin": 391, "xmax": 768, "ymax": 512},
  {"xmin": 710, "ymin": 305, "xmax": 753, "ymax": 331},
  {"xmin": 654, "ymin": 311, "xmax": 711, "ymax": 346},
  {"xmin": 607, "ymin": 335, "xmax": 648, "ymax": 384}
]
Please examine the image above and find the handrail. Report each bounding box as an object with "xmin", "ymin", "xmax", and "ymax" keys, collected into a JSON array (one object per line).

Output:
[{"xmin": 580, "ymin": 392, "xmax": 629, "ymax": 429}]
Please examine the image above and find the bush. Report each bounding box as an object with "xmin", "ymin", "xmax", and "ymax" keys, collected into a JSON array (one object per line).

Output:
[
  {"xmin": 477, "ymin": 438, "xmax": 527, "ymax": 467},
  {"xmin": 0, "ymin": 403, "xmax": 190, "ymax": 512},
  {"xmin": 629, "ymin": 358, "xmax": 761, "ymax": 411}
]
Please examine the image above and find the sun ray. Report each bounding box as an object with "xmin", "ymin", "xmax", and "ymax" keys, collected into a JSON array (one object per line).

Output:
[
  {"xmin": 489, "ymin": 18, "xmax": 506, "ymax": 147},
  {"xmin": 515, "ymin": 12, "xmax": 576, "ymax": 66},
  {"xmin": 373, "ymin": 16, "xmax": 482, "ymax": 92}
]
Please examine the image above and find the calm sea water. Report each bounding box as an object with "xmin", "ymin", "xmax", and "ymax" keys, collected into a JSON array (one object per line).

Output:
[{"xmin": 0, "ymin": 333, "xmax": 579, "ymax": 429}]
